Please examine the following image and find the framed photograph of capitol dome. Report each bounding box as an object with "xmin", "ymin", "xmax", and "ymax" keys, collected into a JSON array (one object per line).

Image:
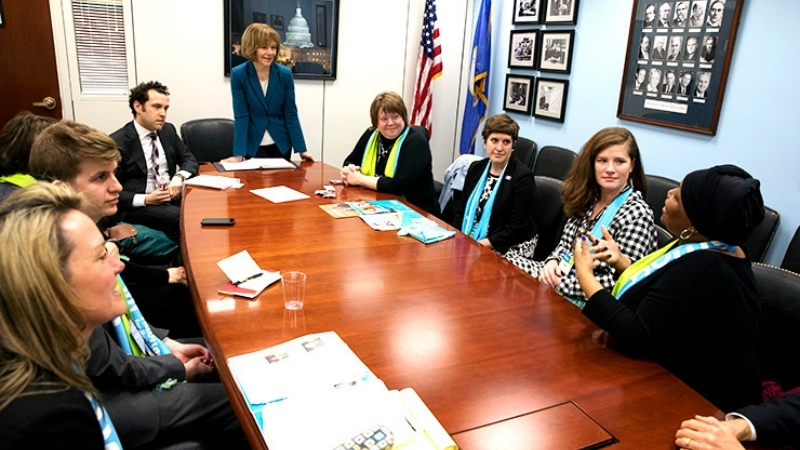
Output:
[{"xmin": 225, "ymin": 0, "xmax": 340, "ymax": 80}]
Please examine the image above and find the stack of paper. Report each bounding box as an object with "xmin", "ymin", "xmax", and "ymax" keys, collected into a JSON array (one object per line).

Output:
[
  {"xmin": 219, "ymin": 158, "xmax": 297, "ymax": 171},
  {"xmin": 227, "ymin": 332, "xmax": 458, "ymax": 450},
  {"xmin": 184, "ymin": 174, "xmax": 242, "ymax": 189},
  {"xmin": 251, "ymin": 186, "xmax": 310, "ymax": 203}
]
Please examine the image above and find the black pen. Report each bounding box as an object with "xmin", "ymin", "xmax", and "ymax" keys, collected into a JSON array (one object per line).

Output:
[{"xmin": 233, "ymin": 272, "xmax": 263, "ymax": 286}]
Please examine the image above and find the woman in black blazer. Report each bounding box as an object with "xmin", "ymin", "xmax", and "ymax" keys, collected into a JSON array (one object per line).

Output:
[{"xmin": 452, "ymin": 114, "xmax": 537, "ymax": 255}]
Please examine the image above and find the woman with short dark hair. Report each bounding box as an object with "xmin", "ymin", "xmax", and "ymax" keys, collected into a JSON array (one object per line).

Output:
[{"xmin": 452, "ymin": 114, "xmax": 536, "ymax": 255}]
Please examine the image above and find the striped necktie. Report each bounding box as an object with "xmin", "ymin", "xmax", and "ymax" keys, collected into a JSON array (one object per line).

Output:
[{"xmin": 147, "ymin": 132, "xmax": 164, "ymax": 189}]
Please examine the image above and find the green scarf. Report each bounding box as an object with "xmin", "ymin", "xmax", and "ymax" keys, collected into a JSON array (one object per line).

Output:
[
  {"xmin": 360, "ymin": 128, "xmax": 410, "ymax": 177},
  {"xmin": 0, "ymin": 173, "xmax": 36, "ymax": 188}
]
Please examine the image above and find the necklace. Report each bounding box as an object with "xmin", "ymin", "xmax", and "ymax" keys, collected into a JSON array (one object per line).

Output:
[{"xmin": 378, "ymin": 139, "xmax": 389, "ymax": 158}]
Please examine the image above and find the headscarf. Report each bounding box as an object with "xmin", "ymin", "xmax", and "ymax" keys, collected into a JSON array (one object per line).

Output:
[{"xmin": 681, "ymin": 164, "xmax": 765, "ymax": 245}]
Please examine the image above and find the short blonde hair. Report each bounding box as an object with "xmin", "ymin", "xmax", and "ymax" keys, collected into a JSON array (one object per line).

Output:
[
  {"xmin": 241, "ymin": 23, "xmax": 281, "ymax": 62},
  {"xmin": 369, "ymin": 92, "xmax": 408, "ymax": 129},
  {"xmin": 0, "ymin": 182, "xmax": 95, "ymax": 412}
]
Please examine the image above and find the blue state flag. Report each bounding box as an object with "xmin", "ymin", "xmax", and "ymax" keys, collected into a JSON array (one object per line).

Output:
[{"xmin": 459, "ymin": 0, "xmax": 492, "ymax": 155}]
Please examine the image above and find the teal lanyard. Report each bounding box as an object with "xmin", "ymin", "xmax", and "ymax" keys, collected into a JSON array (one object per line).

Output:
[
  {"xmin": 588, "ymin": 187, "xmax": 633, "ymax": 237},
  {"xmin": 560, "ymin": 187, "xmax": 633, "ymax": 271},
  {"xmin": 613, "ymin": 240, "xmax": 737, "ymax": 298}
]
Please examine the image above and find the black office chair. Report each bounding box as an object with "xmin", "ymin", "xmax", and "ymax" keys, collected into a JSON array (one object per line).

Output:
[
  {"xmin": 180, "ymin": 118, "xmax": 234, "ymax": 163},
  {"xmin": 410, "ymin": 125, "xmax": 445, "ymax": 203},
  {"xmin": 752, "ymin": 262, "xmax": 800, "ymax": 389},
  {"xmin": 532, "ymin": 176, "xmax": 568, "ymax": 261},
  {"xmin": 410, "ymin": 125, "xmax": 429, "ymax": 140},
  {"xmin": 513, "ymin": 136, "xmax": 537, "ymax": 170},
  {"xmin": 645, "ymin": 174, "xmax": 679, "ymax": 229},
  {"xmin": 655, "ymin": 224, "xmax": 674, "ymax": 247},
  {"xmin": 532, "ymin": 146, "xmax": 576, "ymax": 180},
  {"xmin": 744, "ymin": 206, "xmax": 780, "ymax": 263},
  {"xmin": 781, "ymin": 225, "xmax": 800, "ymax": 274}
]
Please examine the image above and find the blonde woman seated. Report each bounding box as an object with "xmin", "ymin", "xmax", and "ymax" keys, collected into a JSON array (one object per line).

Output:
[
  {"xmin": 452, "ymin": 114, "xmax": 536, "ymax": 255},
  {"xmin": 505, "ymin": 127, "xmax": 657, "ymax": 306},
  {"xmin": 0, "ymin": 183, "xmax": 125, "ymax": 449},
  {"xmin": 341, "ymin": 92, "xmax": 440, "ymax": 216}
]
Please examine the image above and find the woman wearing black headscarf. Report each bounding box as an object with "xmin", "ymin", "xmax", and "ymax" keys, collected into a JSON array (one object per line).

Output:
[{"xmin": 572, "ymin": 165, "xmax": 765, "ymax": 412}]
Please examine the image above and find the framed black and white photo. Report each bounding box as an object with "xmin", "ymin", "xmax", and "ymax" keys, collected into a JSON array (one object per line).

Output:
[
  {"xmin": 0, "ymin": 0, "xmax": 5, "ymax": 28},
  {"xmin": 513, "ymin": 0, "xmax": 542, "ymax": 24},
  {"xmin": 224, "ymin": 0, "xmax": 340, "ymax": 80},
  {"xmin": 270, "ymin": 14, "xmax": 284, "ymax": 30},
  {"xmin": 504, "ymin": 74, "xmax": 535, "ymax": 115},
  {"xmin": 533, "ymin": 78, "xmax": 568, "ymax": 122},
  {"xmin": 617, "ymin": 0, "xmax": 743, "ymax": 135},
  {"xmin": 544, "ymin": 0, "xmax": 580, "ymax": 25},
  {"xmin": 508, "ymin": 30, "xmax": 538, "ymax": 70},
  {"xmin": 538, "ymin": 30, "xmax": 574, "ymax": 74}
]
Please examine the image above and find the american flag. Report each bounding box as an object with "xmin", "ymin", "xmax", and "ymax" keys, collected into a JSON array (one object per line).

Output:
[{"xmin": 410, "ymin": 0, "xmax": 443, "ymax": 138}]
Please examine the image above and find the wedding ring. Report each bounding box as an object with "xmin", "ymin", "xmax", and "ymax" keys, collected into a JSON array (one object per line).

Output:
[{"xmin": 685, "ymin": 437, "xmax": 692, "ymax": 447}]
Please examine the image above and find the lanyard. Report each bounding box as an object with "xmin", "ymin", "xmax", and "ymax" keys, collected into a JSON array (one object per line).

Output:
[
  {"xmin": 558, "ymin": 187, "xmax": 633, "ymax": 274},
  {"xmin": 612, "ymin": 240, "xmax": 737, "ymax": 298}
]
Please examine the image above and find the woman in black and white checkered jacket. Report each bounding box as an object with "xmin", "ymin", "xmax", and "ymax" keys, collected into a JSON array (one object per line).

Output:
[{"xmin": 505, "ymin": 127, "xmax": 657, "ymax": 307}]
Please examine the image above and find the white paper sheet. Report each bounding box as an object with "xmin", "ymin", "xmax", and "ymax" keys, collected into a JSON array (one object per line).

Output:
[{"xmin": 250, "ymin": 186, "xmax": 310, "ymax": 203}]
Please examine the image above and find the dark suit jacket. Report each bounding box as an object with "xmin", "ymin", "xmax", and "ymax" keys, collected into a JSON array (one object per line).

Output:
[
  {"xmin": 701, "ymin": 47, "xmax": 716, "ymax": 62},
  {"xmin": 231, "ymin": 61, "xmax": 307, "ymax": 158},
  {"xmin": 452, "ymin": 157, "xmax": 536, "ymax": 254},
  {"xmin": 662, "ymin": 84, "xmax": 676, "ymax": 94},
  {"xmin": 87, "ymin": 325, "xmax": 186, "ymax": 446},
  {"xmin": 110, "ymin": 121, "xmax": 198, "ymax": 210},
  {"xmin": 736, "ymin": 394, "xmax": 800, "ymax": 446},
  {"xmin": 0, "ymin": 373, "xmax": 105, "ymax": 449},
  {"xmin": 652, "ymin": 47, "xmax": 666, "ymax": 60}
]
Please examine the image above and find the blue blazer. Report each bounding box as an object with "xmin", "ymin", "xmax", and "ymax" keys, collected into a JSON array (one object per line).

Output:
[{"xmin": 231, "ymin": 61, "xmax": 307, "ymax": 157}]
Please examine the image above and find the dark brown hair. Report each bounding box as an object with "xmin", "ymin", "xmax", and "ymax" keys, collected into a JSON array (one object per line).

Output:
[
  {"xmin": 561, "ymin": 127, "xmax": 647, "ymax": 218},
  {"xmin": 0, "ymin": 112, "xmax": 58, "ymax": 176},
  {"xmin": 481, "ymin": 114, "xmax": 520, "ymax": 143}
]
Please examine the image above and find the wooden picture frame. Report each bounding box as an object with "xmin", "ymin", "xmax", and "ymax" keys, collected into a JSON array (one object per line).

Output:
[
  {"xmin": 504, "ymin": 74, "xmax": 535, "ymax": 115},
  {"xmin": 617, "ymin": 0, "xmax": 744, "ymax": 135},
  {"xmin": 508, "ymin": 30, "xmax": 538, "ymax": 70},
  {"xmin": 224, "ymin": 0, "xmax": 339, "ymax": 80},
  {"xmin": 538, "ymin": 30, "xmax": 575, "ymax": 74},
  {"xmin": 544, "ymin": 0, "xmax": 580, "ymax": 25},
  {"xmin": 513, "ymin": 0, "xmax": 542, "ymax": 24},
  {"xmin": 533, "ymin": 78, "xmax": 569, "ymax": 122}
]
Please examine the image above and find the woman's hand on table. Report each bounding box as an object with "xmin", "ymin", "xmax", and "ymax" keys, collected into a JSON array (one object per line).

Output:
[
  {"xmin": 299, "ymin": 152, "xmax": 317, "ymax": 163},
  {"xmin": 538, "ymin": 259, "xmax": 562, "ymax": 288}
]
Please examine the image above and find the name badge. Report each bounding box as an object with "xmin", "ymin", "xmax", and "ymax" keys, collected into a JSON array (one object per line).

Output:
[{"xmin": 558, "ymin": 252, "xmax": 574, "ymax": 275}]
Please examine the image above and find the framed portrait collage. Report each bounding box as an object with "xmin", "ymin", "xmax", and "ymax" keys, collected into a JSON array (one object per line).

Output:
[
  {"xmin": 616, "ymin": 0, "xmax": 744, "ymax": 135},
  {"xmin": 506, "ymin": 0, "xmax": 579, "ymax": 122}
]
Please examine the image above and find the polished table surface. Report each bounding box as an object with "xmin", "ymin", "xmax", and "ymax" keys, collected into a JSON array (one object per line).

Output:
[{"xmin": 182, "ymin": 162, "xmax": 718, "ymax": 449}]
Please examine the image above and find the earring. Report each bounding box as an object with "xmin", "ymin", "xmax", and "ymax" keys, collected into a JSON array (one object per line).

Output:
[{"xmin": 679, "ymin": 227, "xmax": 695, "ymax": 240}]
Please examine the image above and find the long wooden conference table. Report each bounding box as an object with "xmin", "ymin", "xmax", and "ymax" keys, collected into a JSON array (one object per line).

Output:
[{"xmin": 182, "ymin": 162, "xmax": 719, "ymax": 449}]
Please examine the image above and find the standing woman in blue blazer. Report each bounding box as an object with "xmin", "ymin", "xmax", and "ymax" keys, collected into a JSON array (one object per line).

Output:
[{"xmin": 225, "ymin": 23, "xmax": 316, "ymax": 162}]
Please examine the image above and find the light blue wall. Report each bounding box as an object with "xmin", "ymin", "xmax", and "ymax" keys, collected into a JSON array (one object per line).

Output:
[{"xmin": 485, "ymin": 0, "xmax": 799, "ymax": 266}]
